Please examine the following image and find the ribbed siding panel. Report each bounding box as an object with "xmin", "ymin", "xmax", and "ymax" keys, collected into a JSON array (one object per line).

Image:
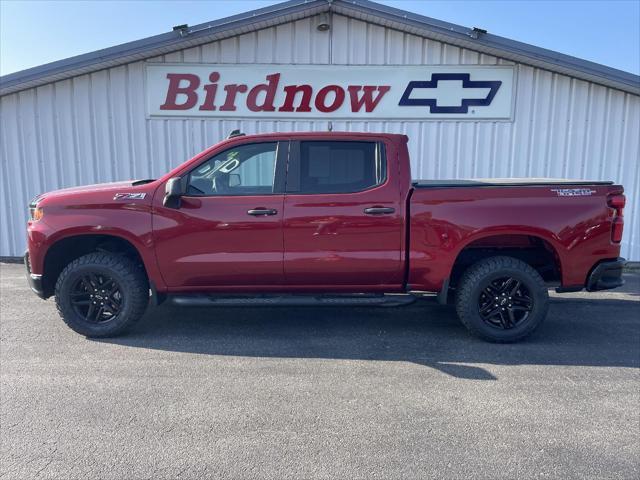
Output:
[{"xmin": 1, "ymin": 13, "xmax": 638, "ymax": 259}]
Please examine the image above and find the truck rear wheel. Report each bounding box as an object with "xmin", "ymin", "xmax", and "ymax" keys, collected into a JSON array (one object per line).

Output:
[
  {"xmin": 54, "ymin": 252, "xmax": 149, "ymax": 337},
  {"xmin": 455, "ymin": 256, "xmax": 549, "ymax": 342}
]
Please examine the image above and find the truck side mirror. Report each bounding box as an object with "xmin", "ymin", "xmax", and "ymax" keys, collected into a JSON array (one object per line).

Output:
[{"xmin": 163, "ymin": 177, "xmax": 185, "ymax": 209}]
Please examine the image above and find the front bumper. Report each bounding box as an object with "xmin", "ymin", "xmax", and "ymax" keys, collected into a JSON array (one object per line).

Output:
[
  {"xmin": 24, "ymin": 251, "xmax": 46, "ymax": 299},
  {"xmin": 586, "ymin": 257, "xmax": 626, "ymax": 292}
]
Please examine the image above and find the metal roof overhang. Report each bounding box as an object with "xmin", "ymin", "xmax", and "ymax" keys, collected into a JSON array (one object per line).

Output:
[
  {"xmin": 0, "ymin": 0, "xmax": 329, "ymax": 96},
  {"xmin": 1, "ymin": 0, "xmax": 638, "ymax": 97},
  {"xmin": 334, "ymin": 0, "xmax": 639, "ymax": 95}
]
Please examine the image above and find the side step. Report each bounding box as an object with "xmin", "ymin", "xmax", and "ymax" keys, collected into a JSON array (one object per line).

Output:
[{"xmin": 167, "ymin": 293, "xmax": 417, "ymax": 308}]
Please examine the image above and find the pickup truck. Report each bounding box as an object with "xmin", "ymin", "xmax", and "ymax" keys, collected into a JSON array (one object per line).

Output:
[{"xmin": 25, "ymin": 131, "xmax": 626, "ymax": 342}]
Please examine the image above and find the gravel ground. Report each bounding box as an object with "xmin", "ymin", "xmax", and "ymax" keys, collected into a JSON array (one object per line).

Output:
[{"xmin": 1, "ymin": 263, "xmax": 638, "ymax": 479}]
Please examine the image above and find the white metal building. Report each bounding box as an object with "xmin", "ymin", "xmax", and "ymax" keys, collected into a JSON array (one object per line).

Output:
[{"xmin": 1, "ymin": 0, "xmax": 639, "ymax": 259}]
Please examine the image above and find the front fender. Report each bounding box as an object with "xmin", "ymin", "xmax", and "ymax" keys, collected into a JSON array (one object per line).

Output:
[{"xmin": 27, "ymin": 204, "xmax": 166, "ymax": 291}]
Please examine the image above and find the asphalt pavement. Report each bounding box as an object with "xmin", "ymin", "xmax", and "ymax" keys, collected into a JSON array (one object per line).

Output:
[{"xmin": 1, "ymin": 262, "xmax": 639, "ymax": 479}]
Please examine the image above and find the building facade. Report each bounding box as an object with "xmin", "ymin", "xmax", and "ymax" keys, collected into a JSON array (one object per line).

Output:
[{"xmin": 1, "ymin": 0, "xmax": 639, "ymax": 259}]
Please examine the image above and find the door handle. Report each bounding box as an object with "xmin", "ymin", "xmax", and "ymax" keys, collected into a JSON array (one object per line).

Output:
[
  {"xmin": 247, "ymin": 208, "xmax": 278, "ymax": 216},
  {"xmin": 364, "ymin": 207, "xmax": 395, "ymax": 215}
]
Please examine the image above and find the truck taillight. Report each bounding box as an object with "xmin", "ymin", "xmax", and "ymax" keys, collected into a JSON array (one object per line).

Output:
[
  {"xmin": 607, "ymin": 194, "xmax": 625, "ymax": 210},
  {"xmin": 607, "ymin": 194, "xmax": 625, "ymax": 243}
]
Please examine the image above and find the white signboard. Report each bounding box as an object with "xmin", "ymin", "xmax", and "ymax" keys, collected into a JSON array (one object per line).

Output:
[{"xmin": 146, "ymin": 64, "xmax": 514, "ymax": 120}]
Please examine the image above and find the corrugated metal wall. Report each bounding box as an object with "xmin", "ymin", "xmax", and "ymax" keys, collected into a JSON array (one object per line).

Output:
[{"xmin": 1, "ymin": 13, "xmax": 639, "ymax": 259}]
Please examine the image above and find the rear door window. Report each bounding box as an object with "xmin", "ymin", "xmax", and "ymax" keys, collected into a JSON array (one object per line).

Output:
[{"xmin": 289, "ymin": 141, "xmax": 386, "ymax": 194}]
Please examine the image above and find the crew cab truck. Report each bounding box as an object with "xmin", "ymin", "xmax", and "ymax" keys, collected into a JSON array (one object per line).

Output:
[{"xmin": 25, "ymin": 131, "xmax": 626, "ymax": 342}]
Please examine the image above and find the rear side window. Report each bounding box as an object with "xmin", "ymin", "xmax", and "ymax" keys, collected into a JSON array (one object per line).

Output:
[{"xmin": 292, "ymin": 141, "xmax": 386, "ymax": 194}]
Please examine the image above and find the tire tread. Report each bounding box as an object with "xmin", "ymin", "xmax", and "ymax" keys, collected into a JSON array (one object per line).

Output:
[
  {"xmin": 54, "ymin": 252, "xmax": 148, "ymax": 337},
  {"xmin": 455, "ymin": 256, "xmax": 548, "ymax": 343}
]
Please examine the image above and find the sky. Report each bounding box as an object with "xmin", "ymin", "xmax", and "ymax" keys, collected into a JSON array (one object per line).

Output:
[{"xmin": 1, "ymin": 0, "xmax": 639, "ymax": 76}]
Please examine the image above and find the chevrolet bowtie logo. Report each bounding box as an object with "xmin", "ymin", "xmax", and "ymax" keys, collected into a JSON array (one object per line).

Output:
[{"xmin": 398, "ymin": 73, "xmax": 502, "ymax": 114}]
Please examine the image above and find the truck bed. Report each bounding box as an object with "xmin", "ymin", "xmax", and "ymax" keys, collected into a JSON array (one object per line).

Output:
[{"xmin": 412, "ymin": 178, "xmax": 614, "ymax": 188}]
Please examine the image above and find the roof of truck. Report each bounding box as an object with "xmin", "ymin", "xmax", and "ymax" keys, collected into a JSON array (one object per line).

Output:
[{"xmin": 222, "ymin": 131, "xmax": 408, "ymax": 142}]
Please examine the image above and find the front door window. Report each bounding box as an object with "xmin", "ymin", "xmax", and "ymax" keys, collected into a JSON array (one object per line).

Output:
[{"xmin": 187, "ymin": 142, "xmax": 278, "ymax": 196}]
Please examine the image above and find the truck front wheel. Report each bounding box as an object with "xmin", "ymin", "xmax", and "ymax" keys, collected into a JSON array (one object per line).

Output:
[
  {"xmin": 455, "ymin": 256, "xmax": 549, "ymax": 342},
  {"xmin": 54, "ymin": 252, "xmax": 149, "ymax": 337}
]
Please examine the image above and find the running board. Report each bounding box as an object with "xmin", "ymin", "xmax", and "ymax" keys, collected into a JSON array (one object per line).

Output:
[{"xmin": 168, "ymin": 293, "xmax": 417, "ymax": 308}]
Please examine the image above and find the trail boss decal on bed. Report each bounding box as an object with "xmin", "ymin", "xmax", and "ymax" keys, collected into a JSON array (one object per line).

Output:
[
  {"xmin": 551, "ymin": 188, "xmax": 597, "ymax": 197},
  {"xmin": 146, "ymin": 65, "xmax": 514, "ymax": 120}
]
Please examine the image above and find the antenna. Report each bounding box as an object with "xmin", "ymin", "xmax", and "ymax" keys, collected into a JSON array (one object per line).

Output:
[{"xmin": 227, "ymin": 129, "xmax": 245, "ymax": 139}]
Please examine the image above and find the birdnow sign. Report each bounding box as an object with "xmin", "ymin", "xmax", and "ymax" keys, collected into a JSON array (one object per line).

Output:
[{"xmin": 146, "ymin": 64, "xmax": 514, "ymax": 120}]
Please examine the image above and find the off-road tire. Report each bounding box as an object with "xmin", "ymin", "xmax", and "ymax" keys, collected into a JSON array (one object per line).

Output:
[
  {"xmin": 455, "ymin": 256, "xmax": 549, "ymax": 343},
  {"xmin": 55, "ymin": 252, "xmax": 148, "ymax": 337}
]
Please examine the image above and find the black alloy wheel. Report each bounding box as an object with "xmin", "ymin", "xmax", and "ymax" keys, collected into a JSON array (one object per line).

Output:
[
  {"xmin": 70, "ymin": 273, "xmax": 124, "ymax": 323},
  {"xmin": 55, "ymin": 252, "xmax": 149, "ymax": 337},
  {"xmin": 478, "ymin": 276, "xmax": 533, "ymax": 329},
  {"xmin": 455, "ymin": 256, "xmax": 549, "ymax": 343}
]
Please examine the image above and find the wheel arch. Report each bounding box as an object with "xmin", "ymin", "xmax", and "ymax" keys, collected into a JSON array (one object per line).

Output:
[
  {"xmin": 447, "ymin": 231, "xmax": 564, "ymax": 290},
  {"xmin": 42, "ymin": 233, "xmax": 149, "ymax": 298}
]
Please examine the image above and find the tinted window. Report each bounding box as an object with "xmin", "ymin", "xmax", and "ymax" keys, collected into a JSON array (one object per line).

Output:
[
  {"xmin": 296, "ymin": 141, "xmax": 385, "ymax": 194},
  {"xmin": 187, "ymin": 142, "xmax": 277, "ymax": 196}
]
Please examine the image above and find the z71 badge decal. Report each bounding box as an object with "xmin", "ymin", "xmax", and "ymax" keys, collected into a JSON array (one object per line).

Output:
[
  {"xmin": 550, "ymin": 188, "xmax": 596, "ymax": 197},
  {"xmin": 114, "ymin": 193, "xmax": 147, "ymax": 200}
]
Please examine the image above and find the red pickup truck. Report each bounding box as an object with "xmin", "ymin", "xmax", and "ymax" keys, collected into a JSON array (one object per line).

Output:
[{"xmin": 25, "ymin": 131, "xmax": 626, "ymax": 342}]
